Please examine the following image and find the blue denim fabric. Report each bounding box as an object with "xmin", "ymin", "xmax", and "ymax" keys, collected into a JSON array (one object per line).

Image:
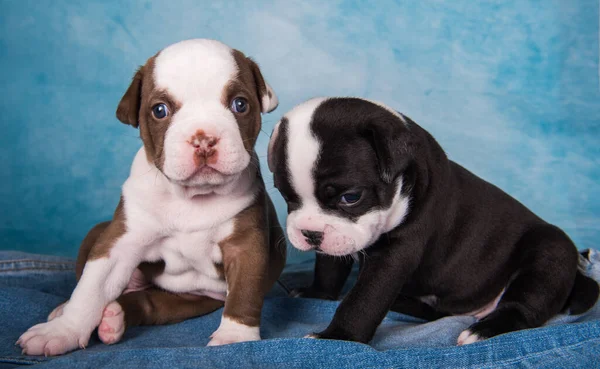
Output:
[{"xmin": 1, "ymin": 250, "xmax": 599, "ymax": 368}]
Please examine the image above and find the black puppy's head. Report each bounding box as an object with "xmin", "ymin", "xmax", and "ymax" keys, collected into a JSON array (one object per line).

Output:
[{"xmin": 268, "ymin": 97, "xmax": 415, "ymax": 256}]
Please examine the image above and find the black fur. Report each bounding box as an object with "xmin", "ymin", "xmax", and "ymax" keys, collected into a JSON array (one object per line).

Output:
[
  {"xmin": 272, "ymin": 117, "xmax": 301, "ymax": 213},
  {"xmin": 273, "ymin": 98, "xmax": 599, "ymax": 344}
]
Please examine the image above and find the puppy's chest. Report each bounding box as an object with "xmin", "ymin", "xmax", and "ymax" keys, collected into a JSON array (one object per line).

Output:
[
  {"xmin": 142, "ymin": 212, "xmax": 235, "ymax": 295},
  {"xmin": 155, "ymin": 230, "xmax": 225, "ymax": 275},
  {"xmin": 141, "ymin": 199, "xmax": 233, "ymax": 267}
]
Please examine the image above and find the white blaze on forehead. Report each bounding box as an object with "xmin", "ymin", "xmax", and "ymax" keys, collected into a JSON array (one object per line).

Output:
[
  {"xmin": 154, "ymin": 39, "xmax": 237, "ymax": 101},
  {"xmin": 285, "ymin": 97, "xmax": 329, "ymax": 202}
]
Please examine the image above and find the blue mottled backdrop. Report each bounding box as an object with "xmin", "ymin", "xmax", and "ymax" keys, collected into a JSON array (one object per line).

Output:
[{"xmin": 0, "ymin": 0, "xmax": 598, "ymax": 263}]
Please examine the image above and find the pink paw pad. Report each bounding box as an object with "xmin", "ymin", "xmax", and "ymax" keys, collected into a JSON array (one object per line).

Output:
[{"xmin": 97, "ymin": 302, "xmax": 125, "ymax": 345}]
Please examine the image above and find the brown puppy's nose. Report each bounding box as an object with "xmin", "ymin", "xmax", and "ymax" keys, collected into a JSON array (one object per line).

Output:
[{"xmin": 190, "ymin": 131, "xmax": 218, "ymax": 156}]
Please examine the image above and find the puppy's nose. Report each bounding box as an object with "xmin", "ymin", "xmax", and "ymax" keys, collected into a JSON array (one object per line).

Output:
[
  {"xmin": 301, "ymin": 230, "xmax": 324, "ymax": 247},
  {"xmin": 190, "ymin": 131, "xmax": 218, "ymax": 157}
]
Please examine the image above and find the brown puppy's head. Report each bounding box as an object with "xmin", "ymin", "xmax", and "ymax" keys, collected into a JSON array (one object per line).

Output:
[{"xmin": 116, "ymin": 39, "xmax": 277, "ymax": 193}]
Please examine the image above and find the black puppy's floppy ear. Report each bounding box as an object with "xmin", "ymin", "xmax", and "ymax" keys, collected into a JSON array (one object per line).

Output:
[
  {"xmin": 365, "ymin": 114, "xmax": 413, "ymax": 184},
  {"xmin": 116, "ymin": 67, "xmax": 143, "ymax": 128}
]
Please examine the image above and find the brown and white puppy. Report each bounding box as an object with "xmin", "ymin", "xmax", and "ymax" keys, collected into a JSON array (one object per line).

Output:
[{"xmin": 18, "ymin": 39, "xmax": 286, "ymax": 356}]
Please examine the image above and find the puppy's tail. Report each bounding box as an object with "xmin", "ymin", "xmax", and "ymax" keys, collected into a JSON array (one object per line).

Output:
[{"xmin": 563, "ymin": 269, "xmax": 599, "ymax": 315}]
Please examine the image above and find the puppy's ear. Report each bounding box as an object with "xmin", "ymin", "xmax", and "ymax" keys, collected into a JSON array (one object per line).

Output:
[
  {"xmin": 365, "ymin": 114, "xmax": 413, "ymax": 184},
  {"xmin": 116, "ymin": 67, "xmax": 143, "ymax": 128},
  {"xmin": 246, "ymin": 58, "xmax": 278, "ymax": 113},
  {"xmin": 267, "ymin": 120, "xmax": 282, "ymax": 172}
]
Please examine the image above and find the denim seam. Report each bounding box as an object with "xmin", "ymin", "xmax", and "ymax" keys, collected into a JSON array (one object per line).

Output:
[
  {"xmin": 0, "ymin": 260, "xmax": 75, "ymax": 265},
  {"xmin": 475, "ymin": 336, "xmax": 600, "ymax": 368},
  {"xmin": 0, "ymin": 356, "xmax": 46, "ymax": 365},
  {"xmin": 0, "ymin": 266, "xmax": 75, "ymax": 273}
]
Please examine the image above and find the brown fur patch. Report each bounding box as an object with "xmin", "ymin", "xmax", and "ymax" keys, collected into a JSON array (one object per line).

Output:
[
  {"xmin": 219, "ymin": 185, "xmax": 286, "ymax": 327},
  {"xmin": 222, "ymin": 50, "xmax": 270, "ymax": 152},
  {"xmin": 115, "ymin": 54, "xmax": 182, "ymax": 171},
  {"xmin": 77, "ymin": 199, "xmax": 128, "ymax": 270},
  {"xmin": 118, "ymin": 289, "xmax": 224, "ymax": 327}
]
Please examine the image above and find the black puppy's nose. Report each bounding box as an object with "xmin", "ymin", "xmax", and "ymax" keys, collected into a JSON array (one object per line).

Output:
[{"xmin": 301, "ymin": 230, "xmax": 324, "ymax": 246}]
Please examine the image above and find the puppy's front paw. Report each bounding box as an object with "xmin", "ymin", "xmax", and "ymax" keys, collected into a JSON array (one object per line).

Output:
[
  {"xmin": 457, "ymin": 315, "xmax": 514, "ymax": 346},
  {"xmin": 207, "ymin": 317, "xmax": 260, "ymax": 347},
  {"xmin": 304, "ymin": 333, "xmax": 321, "ymax": 339},
  {"xmin": 98, "ymin": 301, "xmax": 126, "ymax": 345},
  {"xmin": 305, "ymin": 328, "xmax": 363, "ymax": 342},
  {"xmin": 457, "ymin": 329, "xmax": 483, "ymax": 346},
  {"xmin": 17, "ymin": 317, "xmax": 90, "ymax": 356},
  {"xmin": 289, "ymin": 287, "xmax": 336, "ymax": 300}
]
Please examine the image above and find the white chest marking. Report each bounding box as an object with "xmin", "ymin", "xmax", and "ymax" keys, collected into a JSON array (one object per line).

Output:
[
  {"xmin": 119, "ymin": 148, "xmax": 257, "ymax": 298},
  {"xmin": 147, "ymin": 221, "xmax": 233, "ymax": 299}
]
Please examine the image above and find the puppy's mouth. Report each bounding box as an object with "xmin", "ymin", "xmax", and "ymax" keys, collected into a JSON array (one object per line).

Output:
[
  {"xmin": 192, "ymin": 165, "xmax": 222, "ymax": 177},
  {"xmin": 167, "ymin": 166, "xmax": 232, "ymax": 185}
]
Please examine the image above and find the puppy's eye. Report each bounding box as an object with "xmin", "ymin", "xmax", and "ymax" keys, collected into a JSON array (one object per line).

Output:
[
  {"xmin": 339, "ymin": 191, "xmax": 363, "ymax": 206},
  {"xmin": 152, "ymin": 103, "xmax": 169, "ymax": 119},
  {"xmin": 231, "ymin": 97, "xmax": 248, "ymax": 113}
]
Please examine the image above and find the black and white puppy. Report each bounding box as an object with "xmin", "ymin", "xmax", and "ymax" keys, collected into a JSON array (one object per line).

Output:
[{"xmin": 267, "ymin": 97, "xmax": 599, "ymax": 345}]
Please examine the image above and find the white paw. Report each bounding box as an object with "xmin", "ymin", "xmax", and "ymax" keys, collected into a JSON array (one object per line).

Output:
[
  {"xmin": 207, "ymin": 317, "xmax": 260, "ymax": 346},
  {"xmin": 97, "ymin": 301, "xmax": 125, "ymax": 345},
  {"xmin": 47, "ymin": 302, "xmax": 67, "ymax": 321},
  {"xmin": 17, "ymin": 317, "xmax": 90, "ymax": 356},
  {"xmin": 457, "ymin": 329, "xmax": 482, "ymax": 346},
  {"xmin": 304, "ymin": 334, "xmax": 317, "ymax": 339}
]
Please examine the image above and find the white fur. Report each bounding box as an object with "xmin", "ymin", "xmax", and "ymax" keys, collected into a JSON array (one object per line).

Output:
[
  {"xmin": 465, "ymin": 289, "xmax": 505, "ymax": 320},
  {"xmin": 285, "ymin": 98, "xmax": 328, "ymax": 202},
  {"xmin": 262, "ymin": 81, "xmax": 278, "ymax": 113},
  {"xmin": 207, "ymin": 317, "xmax": 261, "ymax": 346},
  {"xmin": 457, "ymin": 330, "xmax": 482, "ymax": 346},
  {"xmin": 280, "ymin": 97, "xmax": 411, "ymax": 256}
]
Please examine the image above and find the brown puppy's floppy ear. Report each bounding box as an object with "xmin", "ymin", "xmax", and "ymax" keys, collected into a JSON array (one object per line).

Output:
[
  {"xmin": 246, "ymin": 58, "xmax": 278, "ymax": 113},
  {"xmin": 116, "ymin": 67, "xmax": 143, "ymax": 128},
  {"xmin": 365, "ymin": 113, "xmax": 414, "ymax": 184}
]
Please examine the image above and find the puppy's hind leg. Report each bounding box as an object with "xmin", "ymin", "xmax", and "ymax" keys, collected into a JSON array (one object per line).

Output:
[
  {"xmin": 458, "ymin": 224, "xmax": 579, "ymax": 345},
  {"xmin": 391, "ymin": 295, "xmax": 449, "ymax": 321},
  {"xmin": 96, "ymin": 289, "xmax": 224, "ymax": 345}
]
